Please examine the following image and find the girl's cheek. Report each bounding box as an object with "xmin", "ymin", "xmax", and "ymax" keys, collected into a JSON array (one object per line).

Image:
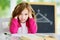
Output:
[{"xmin": 26, "ymin": 15, "xmax": 28, "ymax": 19}]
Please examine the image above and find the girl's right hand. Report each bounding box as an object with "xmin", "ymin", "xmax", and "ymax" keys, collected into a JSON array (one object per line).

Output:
[{"xmin": 14, "ymin": 16, "xmax": 18, "ymax": 19}]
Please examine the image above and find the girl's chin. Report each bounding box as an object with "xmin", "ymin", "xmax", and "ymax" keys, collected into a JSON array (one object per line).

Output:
[{"xmin": 20, "ymin": 21, "xmax": 26, "ymax": 23}]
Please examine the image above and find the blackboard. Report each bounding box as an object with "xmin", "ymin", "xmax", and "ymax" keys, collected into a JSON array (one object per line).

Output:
[{"xmin": 30, "ymin": 3, "xmax": 56, "ymax": 33}]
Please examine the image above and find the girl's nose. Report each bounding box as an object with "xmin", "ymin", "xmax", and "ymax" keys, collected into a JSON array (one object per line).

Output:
[{"xmin": 22, "ymin": 15, "xmax": 25, "ymax": 19}]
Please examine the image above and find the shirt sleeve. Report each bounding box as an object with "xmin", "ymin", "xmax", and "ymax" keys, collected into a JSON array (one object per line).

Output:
[
  {"xmin": 28, "ymin": 18, "xmax": 38, "ymax": 33},
  {"xmin": 10, "ymin": 18, "xmax": 18, "ymax": 34}
]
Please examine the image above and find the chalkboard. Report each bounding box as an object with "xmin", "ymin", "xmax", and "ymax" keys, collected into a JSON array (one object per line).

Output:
[{"xmin": 30, "ymin": 3, "xmax": 56, "ymax": 33}]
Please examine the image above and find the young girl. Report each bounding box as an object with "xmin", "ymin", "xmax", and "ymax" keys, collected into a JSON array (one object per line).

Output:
[{"xmin": 9, "ymin": 2, "xmax": 37, "ymax": 35}]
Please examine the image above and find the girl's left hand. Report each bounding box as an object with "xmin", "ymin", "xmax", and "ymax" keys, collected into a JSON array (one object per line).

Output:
[{"xmin": 28, "ymin": 6, "xmax": 32, "ymax": 18}]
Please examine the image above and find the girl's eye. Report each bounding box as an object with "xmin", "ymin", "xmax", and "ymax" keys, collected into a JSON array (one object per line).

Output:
[{"xmin": 25, "ymin": 14, "xmax": 28, "ymax": 15}]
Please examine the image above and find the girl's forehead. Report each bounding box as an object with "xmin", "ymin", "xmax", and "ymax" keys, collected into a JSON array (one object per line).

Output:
[{"xmin": 21, "ymin": 8, "xmax": 29, "ymax": 14}]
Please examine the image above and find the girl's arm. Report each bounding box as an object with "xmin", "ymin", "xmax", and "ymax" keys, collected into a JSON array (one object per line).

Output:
[
  {"xmin": 29, "ymin": 18, "xmax": 37, "ymax": 34},
  {"xmin": 10, "ymin": 18, "xmax": 18, "ymax": 34},
  {"xmin": 28, "ymin": 6, "xmax": 37, "ymax": 33}
]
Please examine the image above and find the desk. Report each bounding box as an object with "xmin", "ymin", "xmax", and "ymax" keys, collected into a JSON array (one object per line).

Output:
[{"xmin": 0, "ymin": 33, "xmax": 57, "ymax": 40}]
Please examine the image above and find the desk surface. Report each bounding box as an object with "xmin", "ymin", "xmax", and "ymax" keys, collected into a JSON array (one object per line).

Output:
[{"xmin": 0, "ymin": 33, "xmax": 59, "ymax": 40}]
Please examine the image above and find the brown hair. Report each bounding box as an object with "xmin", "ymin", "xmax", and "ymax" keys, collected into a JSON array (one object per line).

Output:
[
  {"xmin": 9, "ymin": 2, "xmax": 36, "ymax": 25},
  {"xmin": 9, "ymin": 2, "xmax": 36, "ymax": 27},
  {"xmin": 12, "ymin": 2, "xmax": 36, "ymax": 19}
]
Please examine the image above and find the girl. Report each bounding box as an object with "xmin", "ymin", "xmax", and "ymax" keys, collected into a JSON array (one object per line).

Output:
[{"xmin": 9, "ymin": 2, "xmax": 37, "ymax": 35}]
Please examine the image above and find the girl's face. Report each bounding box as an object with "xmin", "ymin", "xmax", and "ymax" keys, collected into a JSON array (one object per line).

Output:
[{"xmin": 19, "ymin": 8, "xmax": 29, "ymax": 23}]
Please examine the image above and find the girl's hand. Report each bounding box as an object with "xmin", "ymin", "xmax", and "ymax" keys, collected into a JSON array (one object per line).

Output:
[
  {"xmin": 28, "ymin": 12, "xmax": 32, "ymax": 18},
  {"xmin": 28, "ymin": 6, "xmax": 32, "ymax": 18},
  {"xmin": 14, "ymin": 16, "xmax": 18, "ymax": 19}
]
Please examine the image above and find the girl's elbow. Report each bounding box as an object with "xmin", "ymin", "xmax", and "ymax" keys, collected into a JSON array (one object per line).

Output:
[
  {"xmin": 10, "ymin": 30, "xmax": 17, "ymax": 34},
  {"xmin": 31, "ymin": 28, "xmax": 37, "ymax": 34}
]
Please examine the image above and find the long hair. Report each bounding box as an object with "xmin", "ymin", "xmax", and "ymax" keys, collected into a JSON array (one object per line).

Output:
[
  {"xmin": 9, "ymin": 2, "xmax": 36, "ymax": 26},
  {"xmin": 12, "ymin": 2, "xmax": 36, "ymax": 19}
]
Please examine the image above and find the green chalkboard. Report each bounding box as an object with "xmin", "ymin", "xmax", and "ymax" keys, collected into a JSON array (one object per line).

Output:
[{"xmin": 30, "ymin": 2, "xmax": 56, "ymax": 33}]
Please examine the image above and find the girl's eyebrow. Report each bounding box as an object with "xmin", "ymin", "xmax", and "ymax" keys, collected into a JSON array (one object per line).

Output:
[{"xmin": 24, "ymin": 13, "xmax": 28, "ymax": 14}]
